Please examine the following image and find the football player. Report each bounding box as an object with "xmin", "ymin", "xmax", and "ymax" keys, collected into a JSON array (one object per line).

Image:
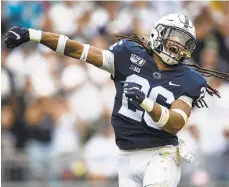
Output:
[{"xmin": 5, "ymin": 14, "xmax": 229, "ymax": 187}]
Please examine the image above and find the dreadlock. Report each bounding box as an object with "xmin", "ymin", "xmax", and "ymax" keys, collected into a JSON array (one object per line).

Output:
[{"xmin": 116, "ymin": 33, "xmax": 229, "ymax": 108}]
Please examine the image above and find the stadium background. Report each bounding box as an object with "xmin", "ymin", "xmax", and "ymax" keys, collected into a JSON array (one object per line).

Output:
[{"xmin": 1, "ymin": 1, "xmax": 229, "ymax": 187}]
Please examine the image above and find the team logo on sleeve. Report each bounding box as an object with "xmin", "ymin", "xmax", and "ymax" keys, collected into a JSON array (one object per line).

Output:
[{"xmin": 130, "ymin": 54, "xmax": 146, "ymax": 67}]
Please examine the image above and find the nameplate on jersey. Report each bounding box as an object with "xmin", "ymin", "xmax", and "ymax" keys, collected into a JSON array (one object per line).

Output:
[{"xmin": 130, "ymin": 54, "xmax": 146, "ymax": 67}]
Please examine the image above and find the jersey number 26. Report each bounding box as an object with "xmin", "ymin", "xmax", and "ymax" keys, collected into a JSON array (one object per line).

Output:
[{"xmin": 118, "ymin": 74, "xmax": 175, "ymax": 129}]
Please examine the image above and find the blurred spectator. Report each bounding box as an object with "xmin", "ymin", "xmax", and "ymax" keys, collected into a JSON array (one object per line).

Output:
[
  {"xmin": 1, "ymin": 48, "xmax": 16, "ymax": 105},
  {"xmin": 221, "ymin": 127, "xmax": 229, "ymax": 180},
  {"xmin": 24, "ymin": 48, "xmax": 58, "ymax": 98},
  {"xmin": 60, "ymin": 62, "xmax": 104, "ymax": 123},
  {"xmin": 210, "ymin": 1, "xmax": 229, "ymax": 72},
  {"xmin": 192, "ymin": 8, "xmax": 214, "ymax": 65},
  {"xmin": 100, "ymin": 81, "xmax": 116, "ymax": 116},
  {"xmin": 4, "ymin": 47, "xmax": 29, "ymax": 92},
  {"xmin": 48, "ymin": 1, "xmax": 94, "ymax": 37},
  {"xmin": 131, "ymin": 1, "xmax": 156, "ymax": 36},
  {"xmin": 48, "ymin": 97, "xmax": 85, "ymax": 181},
  {"xmin": 69, "ymin": 81, "xmax": 104, "ymax": 124},
  {"xmin": 1, "ymin": 47, "xmax": 28, "ymax": 150},
  {"xmin": 181, "ymin": 1, "xmax": 209, "ymax": 21},
  {"xmin": 1, "ymin": 104, "xmax": 28, "ymax": 182},
  {"xmin": 84, "ymin": 125, "xmax": 118, "ymax": 185},
  {"xmin": 1, "ymin": 105, "xmax": 16, "ymax": 155},
  {"xmin": 50, "ymin": 97, "xmax": 82, "ymax": 156},
  {"xmin": 192, "ymin": 6, "xmax": 229, "ymax": 72},
  {"xmin": 82, "ymin": 2, "xmax": 120, "ymax": 38},
  {"xmin": 24, "ymin": 97, "xmax": 54, "ymax": 179}
]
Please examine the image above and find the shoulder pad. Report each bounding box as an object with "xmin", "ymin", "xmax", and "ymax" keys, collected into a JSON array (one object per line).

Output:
[
  {"xmin": 184, "ymin": 68, "xmax": 207, "ymax": 101},
  {"xmin": 109, "ymin": 40, "xmax": 142, "ymax": 54}
]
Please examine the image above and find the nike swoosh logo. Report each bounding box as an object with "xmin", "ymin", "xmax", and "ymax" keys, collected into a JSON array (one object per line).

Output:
[
  {"xmin": 169, "ymin": 81, "xmax": 180, "ymax": 86},
  {"xmin": 9, "ymin": 31, "xmax": 20, "ymax": 40}
]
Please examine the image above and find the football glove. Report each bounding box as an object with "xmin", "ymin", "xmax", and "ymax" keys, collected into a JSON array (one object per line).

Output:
[
  {"xmin": 121, "ymin": 81, "xmax": 145, "ymax": 105},
  {"xmin": 5, "ymin": 26, "xmax": 30, "ymax": 49}
]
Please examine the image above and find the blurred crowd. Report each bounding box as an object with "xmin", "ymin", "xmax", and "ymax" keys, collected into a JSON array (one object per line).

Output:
[{"xmin": 1, "ymin": 1, "xmax": 229, "ymax": 186}]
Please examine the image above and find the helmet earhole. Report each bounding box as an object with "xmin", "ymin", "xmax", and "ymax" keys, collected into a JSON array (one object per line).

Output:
[{"xmin": 151, "ymin": 34, "xmax": 154, "ymax": 38}]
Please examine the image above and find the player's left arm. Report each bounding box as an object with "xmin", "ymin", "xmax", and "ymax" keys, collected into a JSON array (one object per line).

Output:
[
  {"xmin": 147, "ymin": 98, "xmax": 191, "ymax": 134},
  {"xmin": 122, "ymin": 82, "xmax": 193, "ymax": 134},
  {"xmin": 160, "ymin": 79, "xmax": 206, "ymax": 134}
]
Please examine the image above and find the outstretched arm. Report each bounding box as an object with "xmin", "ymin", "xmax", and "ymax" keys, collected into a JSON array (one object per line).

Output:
[
  {"xmin": 5, "ymin": 27, "xmax": 104, "ymax": 68},
  {"xmin": 40, "ymin": 32, "xmax": 103, "ymax": 67}
]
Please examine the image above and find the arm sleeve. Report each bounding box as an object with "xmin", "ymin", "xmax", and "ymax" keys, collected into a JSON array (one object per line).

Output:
[
  {"xmin": 178, "ymin": 95, "xmax": 193, "ymax": 108},
  {"xmin": 184, "ymin": 78, "xmax": 207, "ymax": 101},
  {"xmin": 100, "ymin": 50, "xmax": 115, "ymax": 77},
  {"xmin": 100, "ymin": 40, "xmax": 127, "ymax": 79}
]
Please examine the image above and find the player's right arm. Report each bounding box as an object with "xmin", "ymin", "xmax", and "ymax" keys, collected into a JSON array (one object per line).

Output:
[
  {"xmin": 4, "ymin": 27, "xmax": 104, "ymax": 68},
  {"xmin": 40, "ymin": 32, "xmax": 104, "ymax": 67}
]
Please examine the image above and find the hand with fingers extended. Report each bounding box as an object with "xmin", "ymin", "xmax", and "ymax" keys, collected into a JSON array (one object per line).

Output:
[
  {"xmin": 121, "ymin": 81, "xmax": 146, "ymax": 105},
  {"xmin": 5, "ymin": 26, "xmax": 30, "ymax": 49}
]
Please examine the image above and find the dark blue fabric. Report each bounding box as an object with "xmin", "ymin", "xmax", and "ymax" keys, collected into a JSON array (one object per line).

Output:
[{"xmin": 109, "ymin": 40, "xmax": 206, "ymax": 150}]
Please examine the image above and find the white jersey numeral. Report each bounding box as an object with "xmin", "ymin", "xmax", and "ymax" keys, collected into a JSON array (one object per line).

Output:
[
  {"xmin": 197, "ymin": 87, "xmax": 206, "ymax": 100},
  {"xmin": 144, "ymin": 86, "xmax": 175, "ymax": 129},
  {"xmin": 118, "ymin": 74, "xmax": 150, "ymax": 121},
  {"xmin": 118, "ymin": 75, "xmax": 175, "ymax": 129},
  {"xmin": 109, "ymin": 40, "xmax": 123, "ymax": 50}
]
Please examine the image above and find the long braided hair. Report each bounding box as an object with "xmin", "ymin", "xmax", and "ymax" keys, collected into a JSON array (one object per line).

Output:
[{"xmin": 116, "ymin": 33, "xmax": 229, "ymax": 108}]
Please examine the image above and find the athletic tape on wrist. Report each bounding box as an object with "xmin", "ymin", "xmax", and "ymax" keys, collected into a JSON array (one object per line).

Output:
[
  {"xmin": 140, "ymin": 98, "xmax": 154, "ymax": 112},
  {"xmin": 28, "ymin": 29, "xmax": 42, "ymax": 42},
  {"xmin": 154, "ymin": 105, "xmax": 170, "ymax": 128},
  {"xmin": 172, "ymin": 109, "xmax": 188, "ymax": 124},
  {"xmin": 56, "ymin": 35, "xmax": 69, "ymax": 56},
  {"xmin": 80, "ymin": 44, "xmax": 90, "ymax": 62}
]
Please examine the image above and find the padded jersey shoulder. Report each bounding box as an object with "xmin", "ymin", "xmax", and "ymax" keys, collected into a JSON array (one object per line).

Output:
[
  {"xmin": 108, "ymin": 40, "xmax": 147, "ymax": 80},
  {"xmin": 109, "ymin": 39, "xmax": 144, "ymax": 54},
  {"xmin": 183, "ymin": 65, "xmax": 207, "ymax": 100}
]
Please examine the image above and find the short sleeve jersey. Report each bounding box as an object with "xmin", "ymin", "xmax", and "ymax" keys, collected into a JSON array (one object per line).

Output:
[{"xmin": 106, "ymin": 40, "xmax": 206, "ymax": 150}]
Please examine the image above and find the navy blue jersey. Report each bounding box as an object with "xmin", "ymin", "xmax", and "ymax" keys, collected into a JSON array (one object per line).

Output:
[{"xmin": 108, "ymin": 40, "xmax": 206, "ymax": 150}]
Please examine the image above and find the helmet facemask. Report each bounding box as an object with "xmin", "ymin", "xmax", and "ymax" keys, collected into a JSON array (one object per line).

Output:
[{"xmin": 150, "ymin": 24, "xmax": 196, "ymax": 65}]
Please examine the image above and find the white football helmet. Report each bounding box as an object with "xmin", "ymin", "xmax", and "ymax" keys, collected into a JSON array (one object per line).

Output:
[{"xmin": 149, "ymin": 14, "xmax": 196, "ymax": 65}]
